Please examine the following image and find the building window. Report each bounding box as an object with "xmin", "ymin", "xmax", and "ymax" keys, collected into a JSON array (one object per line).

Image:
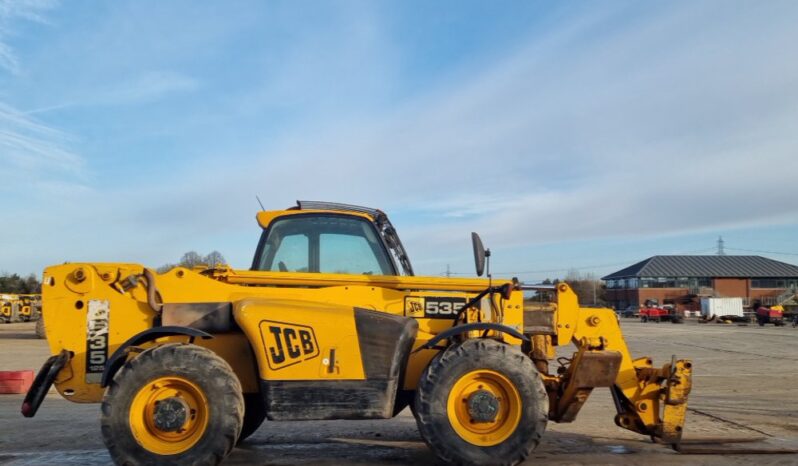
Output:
[
  {"xmin": 752, "ymin": 278, "xmax": 796, "ymax": 289},
  {"xmin": 640, "ymin": 276, "xmax": 710, "ymax": 289}
]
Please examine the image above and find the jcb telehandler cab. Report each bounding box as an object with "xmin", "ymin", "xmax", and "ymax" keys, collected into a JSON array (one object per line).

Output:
[{"xmin": 23, "ymin": 201, "xmax": 692, "ymax": 466}]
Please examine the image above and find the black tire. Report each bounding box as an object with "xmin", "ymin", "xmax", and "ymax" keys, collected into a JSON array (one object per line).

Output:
[
  {"xmin": 641, "ymin": 316, "xmax": 648, "ymax": 323},
  {"xmin": 414, "ymin": 339, "xmax": 548, "ymax": 466},
  {"xmin": 35, "ymin": 316, "xmax": 46, "ymax": 339},
  {"xmin": 101, "ymin": 343, "xmax": 244, "ymax": 466},
  {"xmin": 237, "ymin": 393, "xmax": 267, "ymax": 444}
]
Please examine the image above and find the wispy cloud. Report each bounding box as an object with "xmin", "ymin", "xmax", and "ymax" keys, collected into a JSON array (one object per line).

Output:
[
  {"xmin": 0, "ymin": 102, "xmax": 84, "ymax": 182},
  {"xmin": 3, "ymin": 1, "xmax": 798, "ymax": 277},
  {"xmin": 27, "ymin": 70, "xmax": 201, "ymax": 114},
  {"xmin": 0, "ymin": 1, "xmax": 85, "ymax": 193},
  {"xmin": 0, "ymin": 0, "xmax": 57, "ymax": 74},
  {"xmin": 129, "ymin": 1, "xmax": 798, "ymax": 269}
]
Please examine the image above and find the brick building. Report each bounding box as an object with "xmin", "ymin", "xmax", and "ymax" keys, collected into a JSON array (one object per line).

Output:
[{"xmin": 602, "ymin": 255, "xmax": 798, "ymax": 311}]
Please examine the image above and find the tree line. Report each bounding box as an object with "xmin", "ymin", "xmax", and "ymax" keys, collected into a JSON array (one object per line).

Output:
[
  {"xmin": 0, "ymin": 273, "xmax": 41, "ymax": 294},
  {"xmin": 157, "ymin": 251, "xmax": 227, "ymax": 273}
]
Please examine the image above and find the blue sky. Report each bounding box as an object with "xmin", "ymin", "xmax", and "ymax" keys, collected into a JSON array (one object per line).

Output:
[{"xmin": 1, "ymin": 0, "xmax": 798, "ymax": 281}]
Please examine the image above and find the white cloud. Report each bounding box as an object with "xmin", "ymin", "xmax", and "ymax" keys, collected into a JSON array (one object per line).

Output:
[
  {"xmin": 4, "ymin": 1, "xmax": 798, "ymax": 276},
  {"xmin": 0, "ymin": 0, "xmax": 57, "ymax": 74},
  {"xmin": 102, "ymin": 71, "xmax": 200, "ymax": 105},
  {"xmin": 27, "ymin": 70, "xmax": 201, "ymax": 114},
  {"xmin": 0, "ymin": 1, "xmax": 87, "ymax": 197},
  {"xmin": 137, "ymin": 1, "xmax": 798, "ymax": 268},
  {"xmin": 0, "ymin": 102, "xmax": 84, "ymax": 179}
]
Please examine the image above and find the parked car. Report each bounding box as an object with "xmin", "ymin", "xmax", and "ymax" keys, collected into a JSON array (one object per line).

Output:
[
  {"xmin": 640, "ymin": 305, "xmax": 683, "ymax": 323},
  {"xmin": 618, "ymin": 305, "xmax": 638, "ymax": 318}
]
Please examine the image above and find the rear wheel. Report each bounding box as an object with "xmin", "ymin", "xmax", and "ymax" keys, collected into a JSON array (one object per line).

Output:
[
  {"xmin": 414, "ymin": 339, "xmax": 548, "ymax": 466},
  {"xmin": 641, "ymin": 315, "xmax": 648, "ymax": 323},
  {"xmin": 101, "ymin": 343, "xmax": 244, "ymax": 466}
]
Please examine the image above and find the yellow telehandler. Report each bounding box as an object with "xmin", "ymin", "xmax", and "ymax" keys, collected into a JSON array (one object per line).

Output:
[
  {"xmin": 0, "ymin": 294, "xmax": 14, "ymax": 323},
  {"xmin": 23, "ymin": 201, "xmax": 691, "ymax": 466}
]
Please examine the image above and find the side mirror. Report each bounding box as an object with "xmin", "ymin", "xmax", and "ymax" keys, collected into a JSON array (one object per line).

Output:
[{"xmin": 471, "ymin": 232, "xmax": 486, "ymax": 277}]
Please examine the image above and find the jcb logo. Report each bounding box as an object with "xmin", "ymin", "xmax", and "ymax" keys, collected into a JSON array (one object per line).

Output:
[
  {"xmin": 404, "ymin": 297, "xmax": 425, "ymax": 317},
  {"xmin": 260, "ymin": 320, "xmax": 319, "ymax": 370}
]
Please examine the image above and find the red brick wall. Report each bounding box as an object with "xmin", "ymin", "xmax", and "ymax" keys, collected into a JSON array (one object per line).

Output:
[{"xmin": 713, "ymin": 278, "xmax": 748, "ymax": 297}]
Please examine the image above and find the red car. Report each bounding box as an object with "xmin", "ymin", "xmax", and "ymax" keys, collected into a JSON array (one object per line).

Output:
[{"xmin": 640, "ymin": 306, "xmax": 683, "ymax": 323}]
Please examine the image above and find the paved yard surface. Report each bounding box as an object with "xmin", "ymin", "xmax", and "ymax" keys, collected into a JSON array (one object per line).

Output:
[{"xmin": 1, "ymin": 320, "xmax": 797, "ymax": 465}]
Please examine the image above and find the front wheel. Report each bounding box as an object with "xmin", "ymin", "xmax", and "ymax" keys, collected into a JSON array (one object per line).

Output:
[
  {"xmin": 414, "ymin": 339, "xmax": 548, "ymax": 466},
  {"xmin": 101, "ymin": 343, "xmax": 244, "ymax": 466},
  {"xmin": 641, "ymin": 316, "xmax": 648, "ymax": 323}
]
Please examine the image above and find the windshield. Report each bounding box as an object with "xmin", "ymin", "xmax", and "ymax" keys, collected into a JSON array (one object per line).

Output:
[{"xmin": 252, "ymin": 214, "xmax": 397, "ymax": 275}]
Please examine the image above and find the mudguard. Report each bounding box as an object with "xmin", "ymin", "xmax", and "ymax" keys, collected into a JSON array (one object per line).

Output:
[{"xmin": 100, "ymin": 326, "xmax": 212, "ymax": 387}]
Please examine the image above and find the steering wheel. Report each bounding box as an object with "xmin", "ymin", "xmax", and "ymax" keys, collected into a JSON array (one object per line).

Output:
[{"xmin": 278, "ymin": 261, "xmax": 288, "ymax": 272}]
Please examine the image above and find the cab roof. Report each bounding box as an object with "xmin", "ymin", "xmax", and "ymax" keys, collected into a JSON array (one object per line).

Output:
[{"xmin": 256, "ymin": 200, "xmax": 384, "ymax": 229}]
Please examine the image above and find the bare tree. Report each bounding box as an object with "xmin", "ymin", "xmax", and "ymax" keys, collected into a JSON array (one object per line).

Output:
[
  {"xmin": 179, "ymin": 251, "xmax": 204, "ymax": 269},
  {"xmin": 564, "ymin": 269, "xmax": 605, "ymax": 306},
  {"xmin": 203, "ymin": 251, "xmax": 226, "ymax": 268}
]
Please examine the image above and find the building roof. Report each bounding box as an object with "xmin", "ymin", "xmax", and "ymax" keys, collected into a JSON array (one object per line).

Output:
[{"xmin": 602, "ymin": 255, "xmax": 798, "ymax": 280}]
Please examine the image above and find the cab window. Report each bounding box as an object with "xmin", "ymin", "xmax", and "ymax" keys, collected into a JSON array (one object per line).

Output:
[{"xmin": 253, "ymin": 215, "xmax": 396, "ymax": 275}]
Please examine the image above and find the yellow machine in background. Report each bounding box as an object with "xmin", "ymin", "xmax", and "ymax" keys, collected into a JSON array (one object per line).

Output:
[
  {"xmin": 23, "ymin": 201, "xmax": 692, "ymax": 466},
  {"xmin": 0, "ymin": 295, "xmax": 13, "ymax": 323},
  {"xmin": 0, "ymin": 294, "xmax": 40, "ymax": 323}
]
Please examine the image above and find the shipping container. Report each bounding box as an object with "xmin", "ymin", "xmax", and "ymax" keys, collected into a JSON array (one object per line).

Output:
[{"xmin": 700, "ymin": 297, "xmax": 744, "ymax": 318}]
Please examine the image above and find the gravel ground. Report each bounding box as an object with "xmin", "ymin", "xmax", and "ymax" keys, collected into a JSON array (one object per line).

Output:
[{"xmin": 1, "ymin": 319, "xmax": 797, "ymax": 465}]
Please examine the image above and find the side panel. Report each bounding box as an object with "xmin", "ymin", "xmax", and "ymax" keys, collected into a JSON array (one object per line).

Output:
[
  {"xmin": 236, "ymin": 299, "xmax": 366, "ymax": 381},
  {"xmin": 235, "ymin": 299, "xmax": 417, "ymax": 420}
]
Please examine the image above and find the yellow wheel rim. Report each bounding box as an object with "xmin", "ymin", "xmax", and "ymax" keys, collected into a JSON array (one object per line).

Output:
[
  {"xmin": 129, "ymin": 376, "xmax": 209, "ymax": 455},
  {"xmin": 447, "ymin": 369, "xmax": 522, "ymax": 447}
]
